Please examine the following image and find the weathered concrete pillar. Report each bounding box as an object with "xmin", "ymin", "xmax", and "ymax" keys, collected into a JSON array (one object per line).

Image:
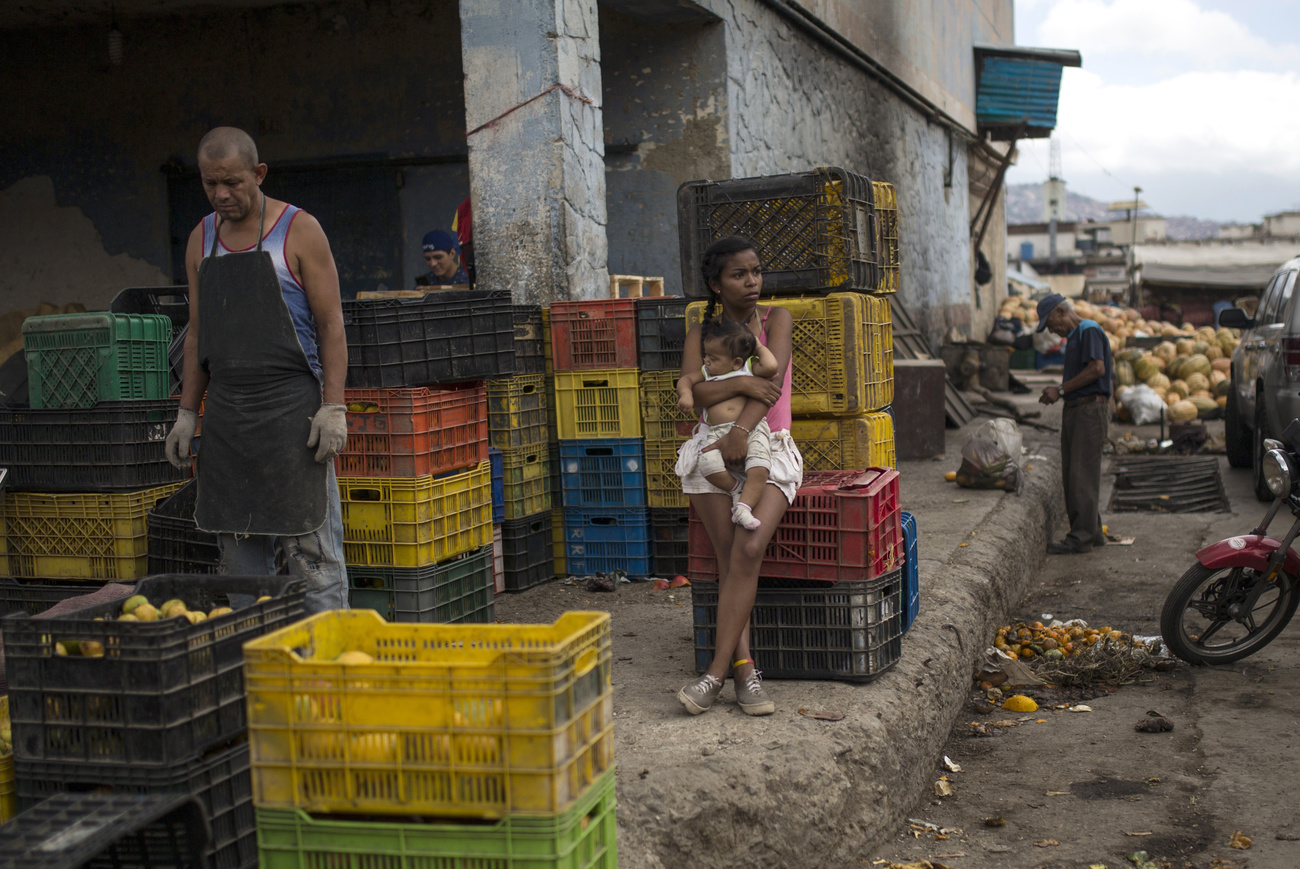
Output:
[{"xmin": 460, "ymin": 0, "xmax": 609, "ymax": 304}]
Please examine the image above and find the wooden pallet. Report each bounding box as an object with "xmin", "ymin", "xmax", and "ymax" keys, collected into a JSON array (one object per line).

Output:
[{"xmin": 888, "ymin": 296, "xmax": 978, "ymax": 428}]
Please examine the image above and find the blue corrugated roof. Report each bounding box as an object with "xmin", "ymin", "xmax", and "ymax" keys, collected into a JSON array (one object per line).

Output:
[{"xmin": 976, "ymin": 56, "xmax": 1065, "ymax": 130}]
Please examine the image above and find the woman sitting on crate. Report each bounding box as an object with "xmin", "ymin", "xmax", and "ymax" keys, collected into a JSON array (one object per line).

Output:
[{"xmin": 672, "ymin": 235, "xmax": 804, "ymax": 717}]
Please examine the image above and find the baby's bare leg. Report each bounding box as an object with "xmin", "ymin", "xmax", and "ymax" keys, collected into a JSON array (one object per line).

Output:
[
  {"xmin": 737, "ymin": 468, "xmax": 769, "ymax": 508},
  {"xmin": 705, "ymin": 470, "xmax": 741, "ymax": 494}
]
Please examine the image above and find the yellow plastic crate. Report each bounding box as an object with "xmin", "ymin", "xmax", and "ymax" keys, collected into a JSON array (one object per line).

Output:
[
  {"xmin": 501, "ymin": 446, "xmax": 552, "ymax": 520},
  {"xmin": 0, "ymin": 482, "xmax": 184, "ymax": 580},
  {"xmin": 688, "ymin": 294, "xmax": 893, "ymax": 416},
  {"xmin": 553, "ymin": 369, "xmax": 641, "ymax": 439},
  {"xmin": 638, "ymin": 370, "xmax": 697, "ymax": 442},
  {"xmin": 792, "ymin": 412, "xmax": 896, "ymax": 472},
  {"xmin": 645, "ymin": 440, "xmax": 688, "ymax": 509},
  {"xmin": 339, "ymin": 462, "xmax": 492, "ymax": 567},
  {"xmin": 872, "ymin": 181, "xmax": 900, "ymax": 293},
  {"xmin": 551, "ymin": 508, "xmax": 567, "ymax": 577},
  {"xmin": 486, "ymin": 374, "xmax": 549, "ymax": 452},
  {"xmin": 862, "ymin": 294, "xmax": 895, "ymax": 410},
  {"xmin": 242, "ymin": 609, "xmax": 614, "ymax": 819},
  {"xmin": 0, "ymin": 696, "xmax": 14, "ymax": 824}
]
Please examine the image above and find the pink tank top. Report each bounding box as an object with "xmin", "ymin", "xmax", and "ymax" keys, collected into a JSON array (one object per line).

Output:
[{"xmin": 759, "ymin": 307, "xmax": 793, "ymax": 432}]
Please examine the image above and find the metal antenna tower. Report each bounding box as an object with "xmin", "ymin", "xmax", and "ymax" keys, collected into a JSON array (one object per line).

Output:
[{"xmin": 1048, "ymin": 137, "xmax": 1063, "ymax": 181}]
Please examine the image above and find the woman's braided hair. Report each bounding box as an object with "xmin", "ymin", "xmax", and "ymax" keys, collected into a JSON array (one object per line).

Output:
[{"xmin": 699, "ymin": 235, "xmax": 759, "ymax": 356}]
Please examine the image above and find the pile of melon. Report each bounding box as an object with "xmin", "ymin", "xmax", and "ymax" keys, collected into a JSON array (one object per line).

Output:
[
  {"xmin": 999, "ymin": 296, "xmax": 1240, "ymax": 422},
  {"xmin": 1115, "ymin": 332, "xmax": 1236, "ymax": 422}
]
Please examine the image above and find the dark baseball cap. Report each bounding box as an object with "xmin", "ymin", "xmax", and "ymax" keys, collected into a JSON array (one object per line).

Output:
[{"xmin": 1035, "ymin": 293, "xmax": 1066, "ymax": 331}]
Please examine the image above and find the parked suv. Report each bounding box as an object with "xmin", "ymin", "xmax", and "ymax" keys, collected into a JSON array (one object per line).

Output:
[{"xmin": 1222, "ymin": 255, "xmax": 1300, "ymax": 499}]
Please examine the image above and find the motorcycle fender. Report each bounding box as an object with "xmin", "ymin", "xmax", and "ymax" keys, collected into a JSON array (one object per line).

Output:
[{"xmin": 1196, "ymin": 535, "xmax": 1300, "ymax": 576}]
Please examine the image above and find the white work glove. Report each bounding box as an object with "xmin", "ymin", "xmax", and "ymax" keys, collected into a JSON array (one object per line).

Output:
[
  {"xmin": 164, "ymin": 408, "xmax": 199, "ymax": 469},
  {"xmin": 307, "ymin": 403, "xmax": 349, "ymax": 464}
]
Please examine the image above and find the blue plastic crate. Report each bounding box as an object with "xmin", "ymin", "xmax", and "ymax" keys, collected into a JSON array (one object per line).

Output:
[
  {"xmin": 559, "ymin": 438, "xmax": 647, "ymax": 509},
  {"xmin": 901, "ymin": 511, "xmax": 918, "ymax": 631},
  {"xmin": 489, "ymin": 447, "xmax": 504, "ymax": 524},
  {"xmin": 563, "ymin": 507, "xmax": 652, "ymax": 577}
]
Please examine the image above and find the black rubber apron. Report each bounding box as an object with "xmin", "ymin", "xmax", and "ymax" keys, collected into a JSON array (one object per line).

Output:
[{"xmin": 194, "ymin": 196, "xmax": 328, "ymax": 536}]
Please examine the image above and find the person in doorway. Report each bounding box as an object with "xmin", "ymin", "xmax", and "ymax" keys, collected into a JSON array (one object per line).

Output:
[
  {"xmin": 674, "ymin": 316, "xmax": 780, "ymax": 531},
  {"xmin": 164, "ymin": 126, "xmax": 349, "ymax": 613},
  {"xmin": 673, "ymin": 235, "xmax": 804, "ymax": 717},
  {"xmin": 415, "ymin": 229, "xmax": 469, "ymax": 287},
  {"xmin": 1036, "ymin": 293, "xmax": 1113, "ymax": 555},
  {"xmin": 453, "ymin": 196, "xmax": 474, "ymax": 284}
]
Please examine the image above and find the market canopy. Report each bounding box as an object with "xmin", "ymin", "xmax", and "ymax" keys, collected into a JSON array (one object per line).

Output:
[{"xmin": 1140, "ymin": 263, "xmax": 1277, "ymax": 291}]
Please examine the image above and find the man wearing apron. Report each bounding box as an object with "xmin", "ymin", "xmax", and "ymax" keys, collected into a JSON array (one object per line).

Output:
[{"xmin": 164, "ymin": 127, "xmax": 349, "ymax": 614}]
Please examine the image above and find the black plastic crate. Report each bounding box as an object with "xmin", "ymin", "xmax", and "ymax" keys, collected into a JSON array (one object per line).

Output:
[
  {"xmin": 650, "ymin": 507, "xmax": 689, "ymax": 578},
  {"xmin": 347, "ymin": 545, "xmax": 495, "ymax": 623},
  {"xmin": 0, "ymin": 400, "xmax": 188, "ymax": 491},
  {"xmin": 0, "ymin": 792, "xmax": 209, "ymax": 869},
  {"xmin": 636, "ymin": 297, "xmax": 688, "ymax": 371},
  {"xmin": 343, "ymin": 289, "xmax": 515, "ymax": 388},
  {"xmin": 147, "ymin": 480, "xmax": 221, "ymax": 575},
  {"xmin": 15, "ymin": 739, "xmax": 256, "ymax": 869},
  {"xmin": 512, "ymin": 305, "xmax": 546, "ymax": 374},
  {"xmin": 3, "ymin": 575, "xmax": 305, "ymax": 767},
  {"xmin": 0, "ymin": 578, "xmax": 108, "ymax": 617},
  {"xmin": 677, "ymin": 167, "xmax": 879, "ymax": 297},
  {"xmin": 500, "ymin": 511, "xmax": 553, "ymax": 593},
  {"xmin": 691, "ymin": 570, "xmax": 902, "ymax": 682}
]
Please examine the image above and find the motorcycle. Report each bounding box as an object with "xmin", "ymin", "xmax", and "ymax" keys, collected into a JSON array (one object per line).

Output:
[{"xmin": 1160, "ymin": 419, "xmax": 1300, "ymax": 664}]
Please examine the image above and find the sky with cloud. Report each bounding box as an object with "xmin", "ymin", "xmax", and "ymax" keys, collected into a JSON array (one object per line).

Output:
[{"xmin": 1007, "ymin": 0, "xmax": 1300, "ymax": 224}]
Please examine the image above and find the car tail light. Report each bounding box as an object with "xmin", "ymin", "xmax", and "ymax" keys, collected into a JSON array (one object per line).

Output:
[{"xmin": 1285, "ymin": 336, "xmax": 1300, "ymax": 380}]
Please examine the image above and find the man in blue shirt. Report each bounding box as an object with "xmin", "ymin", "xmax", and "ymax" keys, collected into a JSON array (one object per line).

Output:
[
  {"xmin": 1036, "ymin": 293, "xmax": 1113, "ymax": 554},
  {"xmin": 415, "ymin": 229, "xmax": 470, "ymax": 287}
]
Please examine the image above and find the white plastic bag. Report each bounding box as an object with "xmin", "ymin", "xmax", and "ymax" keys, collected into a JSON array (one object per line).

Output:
[
  {"xmin": 956, "ymin": 419, "xmax": 1022, "ymax": 491},
  {"xmin": 1033, "ymin": 329, "xmax": 1066, "ymax": 355},
  {"xmin": 1119, "ymin": 384, "xmax": 1165, "ymax": 426},
  {"xmin": 973, "ymin": 418, "xmax": 1023, "ymax": 465}
]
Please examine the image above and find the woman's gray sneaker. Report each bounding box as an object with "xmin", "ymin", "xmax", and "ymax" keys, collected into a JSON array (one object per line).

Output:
[
  {"xmin": 678, "ymin": 674, "xmax": 724, "ymax": 714},
  {"xmin": 734, "ymin": 669, "xmax": 775, "ymax": 715}
]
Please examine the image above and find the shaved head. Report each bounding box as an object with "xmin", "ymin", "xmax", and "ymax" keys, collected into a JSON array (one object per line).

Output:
[{"xmin": 198, "ymin": 126, "xmax": 259, "ymax": 170}]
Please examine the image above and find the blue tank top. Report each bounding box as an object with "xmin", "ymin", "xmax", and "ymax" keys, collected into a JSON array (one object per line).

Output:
[{"xmin": 201, "ymin": 205, "xmax": 321, "ymax": 378}]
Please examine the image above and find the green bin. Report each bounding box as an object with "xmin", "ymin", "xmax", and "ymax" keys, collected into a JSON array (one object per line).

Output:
[
  {"xmin": 256, "ymin": 769, "xmax": 616, "ymax": 869},
  {"xmin": 23, "ymin": 313, "xmax": 173, "ymax": 409}
]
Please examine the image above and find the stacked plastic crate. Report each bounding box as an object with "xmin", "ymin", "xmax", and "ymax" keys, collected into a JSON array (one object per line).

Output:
[
  {"xmin": 0, "ymin": 311, "xmax": 188, "ymax": 617},
  {"xmin": 676, "ymin": 167, "xmax": 911, "ymax": 681},
  {"xmin": 333, "ymin": 289, "xmax": 519, "ymax": 623},
  {"xmin": 550, "ymin": 300, "xmax": 653, "ymax": 578},
  {"xmin": 244, "ymin": 609, "xmax": 618, "ymax": 868},
  {"xmin": 636, "ymin": 296, "xmax": 694, "ymax": 579},
  {"xmin": 3, "ymin": 573, "xmax": 307, "ymax": 868},
  {"xmin": 486, "ymin": 305, "xmax": 555, "ymax": 593}
]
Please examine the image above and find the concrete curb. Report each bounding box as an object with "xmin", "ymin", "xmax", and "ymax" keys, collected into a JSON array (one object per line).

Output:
[{"xmin": 615, "ymin": 441, "xmax": 1064, "ymax": 868}]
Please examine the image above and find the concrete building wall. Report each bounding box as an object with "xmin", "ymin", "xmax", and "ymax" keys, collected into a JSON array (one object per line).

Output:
[
  {"xmin": 0, "ymin": 0, "xmax": 467, "ymax": 312},
  {"xmin": 689, "ymin": 0, "xmax": 1014, "ymax": 346},
  {"xmin": 460, "ymin": 0, "xmax": 609, "ymax": 303},
  {"xmin": 1264, "ymin": 212, "xmax": 1300, "ymax": 237},
  {"xmin": 599, "ymin": 6, "xmax": 728, "ymax": 296}
]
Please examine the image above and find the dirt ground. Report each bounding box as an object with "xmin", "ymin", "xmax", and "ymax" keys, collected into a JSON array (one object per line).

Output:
[{"xmin": 870, "ymin": 411, "xmax": 1300, "ymax": 869}]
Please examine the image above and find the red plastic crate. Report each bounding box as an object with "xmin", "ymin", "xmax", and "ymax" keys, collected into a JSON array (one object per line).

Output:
[
  {"xmin": 549, "ymin": 300, "xmax": 638, "ymax": 371},
  {"xmin": 335, "ymin": 384, "xmax": 488, "ymax": 478},
  {"xmin": 688, "ymin": 469, "xmax": 903, "ymax": 582}
]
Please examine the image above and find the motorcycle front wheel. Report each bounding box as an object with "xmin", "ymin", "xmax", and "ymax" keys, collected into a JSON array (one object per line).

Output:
[{"xmin": 1161, "ymin": 563, "xmax": 1299, "ymax": 664}]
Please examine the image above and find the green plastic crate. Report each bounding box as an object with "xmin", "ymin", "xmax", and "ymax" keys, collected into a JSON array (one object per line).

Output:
[
  {"xmin": 347, "ymin": 545, "xmax": 496, "ymax": 623},
  {"xmin": 23, "ymin": 313, "xmax": 173, "ymax": 409},
  {"xmin": 256, "ymin": 769, "xmax": 617, "ymax": 869}
]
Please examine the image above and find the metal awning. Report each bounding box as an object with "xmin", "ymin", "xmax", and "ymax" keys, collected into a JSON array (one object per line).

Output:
[
  {"xmin": 974, "ymin": 44, "xmax": 1082, "ymax": 140},
  {"xmin": 1141, "ymin": 263, "xmax": 1276, "ymax": 291}
]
